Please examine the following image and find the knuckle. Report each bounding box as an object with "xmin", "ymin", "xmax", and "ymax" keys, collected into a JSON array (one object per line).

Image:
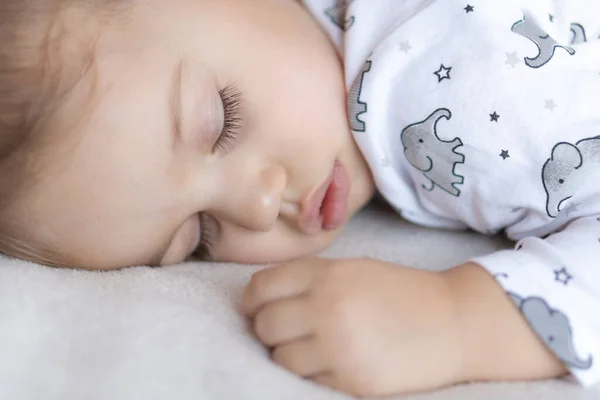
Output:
[
  {"xmin": 351, "ymin": 379, "xmax": 380, "ymax": 398},
  {"xmin": 323, "ymin": 289, "xmax": 356, "ymax": 326},
  {"xmin": 332, "ymin": 368, "xmax": 380, "ymax": 397},
  {"xmin": 249, "ymin": 270, "xmax": 268, "ymax": 291},
  {"xmin": 271, "ymin": 346, "xmax": 293, "ymax": 369},
  {"xmin": 253, "ymin": 309, "xmax": 276, "ymax": 345},
  {"xmin": 321, "ymin": 258, "xmax": 361, "ymax": 279},
  {"xmin": 248, "ymin": 271, "xmax": 274, "ymax": 300}
]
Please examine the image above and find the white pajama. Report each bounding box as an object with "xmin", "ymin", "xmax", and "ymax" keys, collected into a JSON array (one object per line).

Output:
[{"xmin": 304, "ymin": 0, "xmax": 600, "ymax": 385}]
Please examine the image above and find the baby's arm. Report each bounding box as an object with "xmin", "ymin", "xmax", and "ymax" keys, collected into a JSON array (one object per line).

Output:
[
  {"xmin": 240, "ymin": 257, "xmax": 568, "ymax": 397},
  {"xmin": 443, "ymin": 262, "xmax": 568, "ymax": 382}
]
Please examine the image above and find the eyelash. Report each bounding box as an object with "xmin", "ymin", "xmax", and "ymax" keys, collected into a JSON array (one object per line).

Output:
[
  {"xmin": 193, "ymin": 213, "xmax": 216, "ymax": 261},
  {"xmin": 213, "ymin": 85, "xmax": 243, "ymax": 153}
]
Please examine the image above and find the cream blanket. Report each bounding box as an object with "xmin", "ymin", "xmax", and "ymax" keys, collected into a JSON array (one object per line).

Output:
[{"xmin": 0, "ymin": 204, "xmax": 597, "ymax": 400}]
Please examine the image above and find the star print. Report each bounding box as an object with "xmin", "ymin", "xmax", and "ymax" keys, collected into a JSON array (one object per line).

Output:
[
  {"xmin": 494, "ymin": 273, "xmax": 509, "ymax": 279},
  {"xmin": 549, "ymin": 13, "xmax": 554, "ymax": 22},
  {"xmin": 490, "ymin": 112, "xmax": 500, "ymax": 122},
  {"xmin": 464, "ymin": 4, "xmax": 474, "ymax": 13},
  {"xmin": 511, "ymin": 207, "xmax": 521, "ymax": 212},
  {"xmin": 500, "ymin": 150, "xmax": 510, "ymax": 160},
  {"xmin": 505, "ymin": 52, "xmax": 520, "ymax": 68},
  {"xmin": 545, "ymin": 99, "xmax": 557, "ymax": 111},
  {"xmin": 554, "ymin": 267, "xmax": 572, "ymax": 285},
  {"xmin": 434, "ymin": 64, "xmax": 452, "ymax": 82},
  {"xmin": 399, "ymin": 41, "xmax": 412, "ymax": 54}
]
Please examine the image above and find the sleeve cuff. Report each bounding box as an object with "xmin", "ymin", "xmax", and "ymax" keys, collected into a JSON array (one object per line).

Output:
[{"xmin": 471, "ymin": 245, "xmax": 600, "ymax": 387}]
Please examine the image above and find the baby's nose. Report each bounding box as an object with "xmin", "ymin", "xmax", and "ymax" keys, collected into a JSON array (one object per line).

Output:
[{"xmin": 226, "ymin": 163, "xmax": 287, "ymax": 231}]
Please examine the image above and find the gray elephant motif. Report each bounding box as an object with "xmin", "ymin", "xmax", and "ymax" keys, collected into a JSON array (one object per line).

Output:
[
  {"xmin": 511, "ymin": 13, "xmax": 575, "ymax": 68},
  {"xmin": 542, "ymin": 136, "xmax": 600, "ymax": 218},
  {"xmin": 508, "ymin": 292, "xmax": 593, "ymax": 370},
  {"xmin": 325, "ymin": 0, "xmax": 355, "ymax": 31},
  {"xmin": 570, "ymin": 23, "xmax": 587, "ymax": 44},
  {"xmin": 400, "ymin": 108, "xmax": 465, "ymax": 197},
  {"xmin": 347, "ymin": 60, "xmax": 371, "ymax": 132}
]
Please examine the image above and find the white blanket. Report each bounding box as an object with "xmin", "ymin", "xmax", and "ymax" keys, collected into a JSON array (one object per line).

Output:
[{"xmin": 0, "ymin": 203, "xmax": 598, "ymax": 400}]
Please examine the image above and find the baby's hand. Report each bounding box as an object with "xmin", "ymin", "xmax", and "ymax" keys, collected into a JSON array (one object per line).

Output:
[{"xmin": 240, "ymin": 257, "xmax": 465, "ymax": 397}]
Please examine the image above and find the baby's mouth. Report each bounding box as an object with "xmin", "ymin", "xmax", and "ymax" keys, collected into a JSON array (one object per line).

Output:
[{"xmin": 298, "ymin": 160, "xmax": 350, "ymax": 234}]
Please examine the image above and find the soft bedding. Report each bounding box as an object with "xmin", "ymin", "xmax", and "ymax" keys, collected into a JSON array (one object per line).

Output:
[{"xmin": 0, "ymin": 203, "xmax": 598, "ymax": 400}]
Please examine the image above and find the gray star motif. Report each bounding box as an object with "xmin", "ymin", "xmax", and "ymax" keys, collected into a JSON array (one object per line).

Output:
[
  {"xmin": 545, "ymin": 99, "xmax": 557, "ymax": 111},
  {"xmin": 500, "ymin": 150, "xmax": 510, "ymax": 160},
  {"xmin": 434, "ymin": 64, "xmax": 452, "ymax": 82},
  {"xmin": 399, "ymin": 41, "xmax": 412, "ymax": 54},
  {"xmin": 505, "ymin": 52, "xmax": 520, "ymax": 68},
  {"xmin": 554, "ymin": 267, "xmax": 572, "ymax": 285}
]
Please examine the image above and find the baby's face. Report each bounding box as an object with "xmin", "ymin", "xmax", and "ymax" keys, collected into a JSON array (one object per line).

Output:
[{"xmin": 26, "ymin": 0, "xmax": 374, "ymax": 269}]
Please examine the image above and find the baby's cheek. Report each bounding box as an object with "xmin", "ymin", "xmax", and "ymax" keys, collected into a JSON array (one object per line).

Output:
[{"xmin": 160, "ymin": 217, "xmax": 200, "ymax": 266}]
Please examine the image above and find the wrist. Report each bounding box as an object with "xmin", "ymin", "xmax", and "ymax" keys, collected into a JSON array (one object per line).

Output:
[{"xmin": 441, "ymin": 263, "xmax": 567, "ymax": 383}]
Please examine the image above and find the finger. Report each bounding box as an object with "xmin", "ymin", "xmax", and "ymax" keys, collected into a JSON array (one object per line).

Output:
[
  {"xmin": 312, "ymin": 372, "xmax": 340, "ymax": 391},
  {"xmin": 240, "ymin": 258, "xmax": 322, "ymax": 316},
  {"xmin": 314, "ymin": 373, "xmax": 378, "ymax": 398},
  {"xmin": 272, "ymin": 338, "xmax": 328, "ymax": 377},
  {"xmin": 253, "ymin": 296, "xmax": 313, "ymax": 346}
]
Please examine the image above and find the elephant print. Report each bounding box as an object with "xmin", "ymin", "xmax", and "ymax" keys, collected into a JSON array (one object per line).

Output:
[
  {"xmin": 570, "ymin": 23, "xmax": 587, "ymax": 44},
  {"xmin": 325, "ymin": 0, "xmax": 355, "ymax": 31},
  {"xmin": 347, "ymin": 60, "xmax": 371, "ymax": 132},
  {"xmin": 511, "ymin": 13, "xmax": 575, "ymax": 68},
  {"xmin": 400, "ymin": 108, "xmax": 465, "ymax": 197},
  {"xmin": 542, "ymin": 136, "xmax": 600, "ymax": 218},
  {"xmin": 508, "ymin": 292, "xmax": 593, "ymax": 370}
]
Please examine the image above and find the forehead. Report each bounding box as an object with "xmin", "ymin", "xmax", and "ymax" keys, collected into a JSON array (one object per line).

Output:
[{"xmin": 20, "ymin": 15, "xmax": 186, "ymax": 268}]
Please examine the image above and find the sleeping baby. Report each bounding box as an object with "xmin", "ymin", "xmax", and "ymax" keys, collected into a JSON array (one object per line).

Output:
[{"xmin": 0, "ymin": 0, "xmax": 598, "ymax": 396}]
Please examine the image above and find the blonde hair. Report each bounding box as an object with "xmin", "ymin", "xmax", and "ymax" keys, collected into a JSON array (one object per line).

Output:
[{"xmin": 0, "ymin": 0, "xmax": 129, "ymax": 267}]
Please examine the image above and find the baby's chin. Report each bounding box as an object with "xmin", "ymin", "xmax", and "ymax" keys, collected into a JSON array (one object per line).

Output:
[{"xmin": 210, "ymin": 229, "xmax": 346, "ymax": 265}]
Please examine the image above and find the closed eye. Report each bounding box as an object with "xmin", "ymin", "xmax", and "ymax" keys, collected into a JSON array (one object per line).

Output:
[
  {"xmin": 193, "ymin": 213, "xmax": 219, "ymax": 261},
  {"xmin": 213, "ymin": 85, "xmax": 243, "ymax": 153}
]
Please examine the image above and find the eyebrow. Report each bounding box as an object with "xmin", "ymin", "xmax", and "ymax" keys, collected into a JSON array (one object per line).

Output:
[{"xmin": 170, "ymin": 59, "xmax": 185, "ymax": 150}]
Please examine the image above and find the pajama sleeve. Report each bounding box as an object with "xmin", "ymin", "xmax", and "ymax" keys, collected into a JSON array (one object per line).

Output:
[
  {"xmin": 305, "ymin": 0, "xmax": 600, "ymax": 386},
  {"xmin": 471, "ymin": 2, "xmax": 600, "ymax": 386},
  {"xmin": 473, "ymin": 214, "xmax": 600, "ymax": 386}
]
